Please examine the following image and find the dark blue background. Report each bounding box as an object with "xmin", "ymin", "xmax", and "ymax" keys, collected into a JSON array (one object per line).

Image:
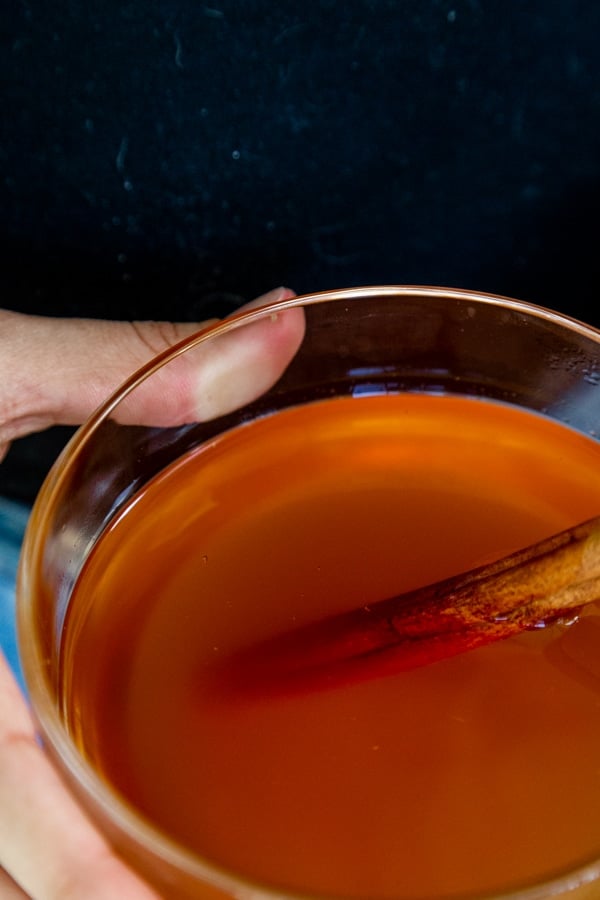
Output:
[{"xmin": 2, "ymin": 0, "xmax": 600, "ymax": 498}]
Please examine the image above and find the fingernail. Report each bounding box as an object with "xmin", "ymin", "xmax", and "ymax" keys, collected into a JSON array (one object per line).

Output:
[{"xmin": 239, "ymin": 287, "xmax": 295, "ymax": 311}]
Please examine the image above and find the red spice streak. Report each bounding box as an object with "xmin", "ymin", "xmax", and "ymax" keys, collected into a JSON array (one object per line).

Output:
[{"xmin": 61, "ymin": 394, "xmax": 600, "ymax": 899}]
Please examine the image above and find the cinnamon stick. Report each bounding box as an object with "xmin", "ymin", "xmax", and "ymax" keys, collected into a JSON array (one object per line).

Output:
[{"xmin": 222, "ymin": 515, "xmax": 600, "ymax": 695}]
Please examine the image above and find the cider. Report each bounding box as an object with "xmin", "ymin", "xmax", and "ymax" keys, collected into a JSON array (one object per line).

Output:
[{"xmin": 60, "ymin": 394, "xmax": 600, "ymax": 899}]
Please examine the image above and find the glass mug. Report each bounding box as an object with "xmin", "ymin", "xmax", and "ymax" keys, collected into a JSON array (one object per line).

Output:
[{"xmin": 16, "ymin": 286, "xmax": 600, "ymax": 899}]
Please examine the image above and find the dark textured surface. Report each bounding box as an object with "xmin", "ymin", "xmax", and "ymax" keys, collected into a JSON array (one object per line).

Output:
[{"xmin": 2, "ymin": 1, "xmax": 600, "ymax": 500}]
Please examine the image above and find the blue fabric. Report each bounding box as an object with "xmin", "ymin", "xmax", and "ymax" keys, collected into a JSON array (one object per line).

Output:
[{"xmin": 0, "ymin": 497, "xmax": 30, "ymax": 690}]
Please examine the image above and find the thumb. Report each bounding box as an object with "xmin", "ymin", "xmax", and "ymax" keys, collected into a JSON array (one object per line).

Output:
[{"xmin": 0, "ymin": 287, "xmax": 305, "ymax": 445}]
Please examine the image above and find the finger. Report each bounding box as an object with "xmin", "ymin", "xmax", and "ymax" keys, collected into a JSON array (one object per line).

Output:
[
  {"xmin": 115, "ymin": 287, "xmax": 305, "ymax": 426},
  {"xmin": 0, "ymin": 286, "xmax": 304, "ymax": 441},
  {"xmin": 0, "ymin": 653, "xmax": 160, "ymax": 900}
]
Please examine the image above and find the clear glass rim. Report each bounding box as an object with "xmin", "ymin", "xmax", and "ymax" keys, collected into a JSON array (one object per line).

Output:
[{"xmin": 16, "ymin": 284, "xmax": 600, "ymax": 900}]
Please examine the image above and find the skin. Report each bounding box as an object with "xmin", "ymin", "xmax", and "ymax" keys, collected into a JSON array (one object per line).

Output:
[{"xmin": 0, "ymin": 287, "xmax": 305, "ymax": 899}]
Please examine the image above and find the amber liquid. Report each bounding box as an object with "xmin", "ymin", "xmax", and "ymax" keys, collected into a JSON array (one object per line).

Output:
[{"xmin": 61, "ymin": 394, "xmax": 600, "ymax": 899}]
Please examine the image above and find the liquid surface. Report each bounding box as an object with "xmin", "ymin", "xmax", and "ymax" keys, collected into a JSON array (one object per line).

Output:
[{"xmin": 61, "ymin": 394, "xmax": 600, "ymax": 899}]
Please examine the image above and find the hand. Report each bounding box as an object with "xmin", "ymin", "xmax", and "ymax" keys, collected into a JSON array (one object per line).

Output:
[{"xmin": 0, "ymin": 288, "xmax": 304, "ymax": 899}]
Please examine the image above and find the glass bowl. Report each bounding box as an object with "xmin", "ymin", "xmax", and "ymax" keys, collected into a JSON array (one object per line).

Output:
[{"xmin": 16, "ymin": 286, "xmax": 600, "ymax": 900}]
